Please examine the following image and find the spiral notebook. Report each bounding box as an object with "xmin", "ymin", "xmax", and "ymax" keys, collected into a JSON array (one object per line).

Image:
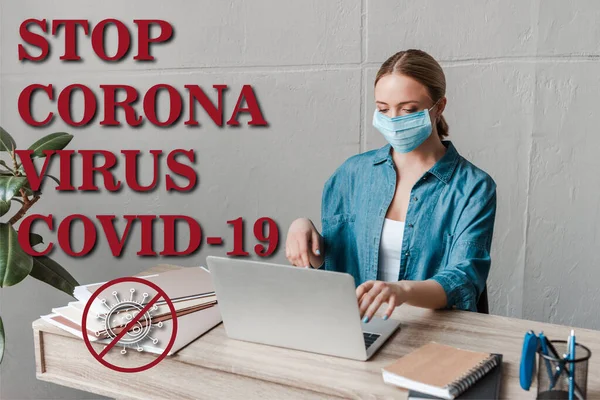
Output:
[{"xmin": 382, "ymin": 342, "xmax": 501, "ymax": 400}]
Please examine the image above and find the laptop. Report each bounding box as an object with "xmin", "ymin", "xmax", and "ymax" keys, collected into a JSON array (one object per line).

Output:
[{"xmin": 206, "ymin": 256, "xmax": 401, "ymax": 361}]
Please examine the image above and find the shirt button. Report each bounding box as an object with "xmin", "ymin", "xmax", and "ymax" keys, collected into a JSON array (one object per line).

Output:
[
  {"xmin": 405, "ymin": 250, "xmax": 410, "ymax": 257},
  {"xmin": 413, "ymin": 196, "xmax": 419, "ymax": 201},
  {"xmin": 408, "ymin": 223, "xmax": 414, "ymax": 228}
]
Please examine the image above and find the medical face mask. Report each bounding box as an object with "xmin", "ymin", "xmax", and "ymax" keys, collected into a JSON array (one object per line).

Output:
[{"xmin": 372, "ymin": 101, "xmax": 440, "ymax": 153}]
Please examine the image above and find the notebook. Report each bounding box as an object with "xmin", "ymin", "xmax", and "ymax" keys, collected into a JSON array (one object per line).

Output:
[
  {"xmin": 382, "ymin": 342, "xmax": 501, "ymax": 400},
  {"xmin": 408, "ymin": 354, "xmax": 503, "ymax": 399}
]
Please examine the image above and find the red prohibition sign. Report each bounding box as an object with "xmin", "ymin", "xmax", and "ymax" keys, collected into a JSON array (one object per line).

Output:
[{"xmin": 81, "ymin": 276, "xmax": 178, "ymax": 373}]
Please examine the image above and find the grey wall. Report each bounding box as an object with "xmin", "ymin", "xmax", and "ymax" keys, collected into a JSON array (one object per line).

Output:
[{"xmin": 1, "ymin": 0, "xmax": 599, "ymax": 398}]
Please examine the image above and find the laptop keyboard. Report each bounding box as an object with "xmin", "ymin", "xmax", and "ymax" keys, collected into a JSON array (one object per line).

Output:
[{"xmin": 363, "ymin": 332, "xmax": 381, "ymax": 349}]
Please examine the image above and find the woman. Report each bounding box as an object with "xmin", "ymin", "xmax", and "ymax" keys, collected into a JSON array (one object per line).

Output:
[{"xmin": 285, "ymin": 49, "xmax": 497, "ymax": 322}]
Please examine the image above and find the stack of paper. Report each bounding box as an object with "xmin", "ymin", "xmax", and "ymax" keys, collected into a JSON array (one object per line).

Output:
[{"xmin": 41, "ymin": 267, "xmax": 222, "ymax": 355}]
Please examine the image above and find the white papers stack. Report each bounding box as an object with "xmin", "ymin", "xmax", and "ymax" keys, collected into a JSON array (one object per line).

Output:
[{"xmin": 41, "ymin": 266, "xmax": 222, "ymax": 355}]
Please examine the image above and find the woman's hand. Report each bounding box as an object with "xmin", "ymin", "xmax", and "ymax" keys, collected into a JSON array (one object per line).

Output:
[
  {"xmin": 285, "ymin": 218, "xmax": 323, "ymax": 268},
  {"xmin": 356, "ymin": 281, "xmax": 408, "ymax": 322}
]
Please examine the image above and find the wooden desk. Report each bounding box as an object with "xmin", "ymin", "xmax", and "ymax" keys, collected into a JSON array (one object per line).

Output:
[{"xmin": 33, "ymin": 265, "xmax": 600, "ymax": 399}]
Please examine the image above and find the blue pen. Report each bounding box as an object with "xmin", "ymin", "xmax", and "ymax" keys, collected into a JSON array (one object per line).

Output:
[
  {"xmin": 539, "ymin": 332, "xmax": 555, "ymax": 389},
  {"xmin": 568, "ymin": 330, "xmax": 576, "ymax": 400},
  {"xmin": 546, "ymin": 337, "xmax": 584, "ymax": 400}
]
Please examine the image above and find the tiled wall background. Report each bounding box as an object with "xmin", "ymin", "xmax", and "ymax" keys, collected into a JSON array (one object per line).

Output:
[{"xmin": 1, "ymin": 1, "xmax": 600, "ymax": 398}]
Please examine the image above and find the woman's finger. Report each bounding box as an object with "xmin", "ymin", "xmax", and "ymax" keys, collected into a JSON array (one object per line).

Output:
[
  {"xmin": 292, "ymin": 251, "xmax": 303, "ymax": 267},
  {"xmin": 384, "ymin": 293, "xmax": 397, "ymax": 320},
  {"xmin": 363, "ymin": 287, "xmax": 389, "ymax": 322},
  {"xmin": 296, "ymin": 238, "xmax": 310, "ymax": 268},
  {"xmin": 294, "ymin": 238, "xmax": 307, "ymax": 267},
  {"xmin": 359, "ymin": 283, "xmax": 383, "ymax": 317},
  {"xmin": 285, "ymin": 244, "xmax": 292, "ymax": 260},
  {"xmin": 356, "ymin": 281, "xmax": 374, "ymax": 300},
  {"xmin": 287, "ymin": 240, "xmax": 298, "ymax": 265},
  {"xmin": 311, "ymin": 230, "xmax": 321, "ymax": 256}
]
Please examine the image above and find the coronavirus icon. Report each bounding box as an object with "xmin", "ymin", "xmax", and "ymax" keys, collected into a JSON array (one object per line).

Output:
[
  {"xmin": 82, "ymin": 276, "xmax": 178, "ymax": 373},
  {"xmin": 96, "ymin": 288, "xmax": 164, "ymax": 354}
]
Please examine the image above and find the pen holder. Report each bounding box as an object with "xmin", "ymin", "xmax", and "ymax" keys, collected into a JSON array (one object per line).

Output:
[{"xmin": 536, "ymin": 340, "xmax": 591, "ymax": 400}]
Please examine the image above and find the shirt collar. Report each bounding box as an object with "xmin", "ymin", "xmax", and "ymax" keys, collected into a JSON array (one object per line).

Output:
[
  {"xmin": 372, "ymin": 143, "xmax": 393, "ymax": 164},
  {"xmin": 372, "ymin": 141, "xmax": 460, "ymax": 184},
  {"xmin": 428, "ymin": 141, "xmax": 460, "ymax": 184}
]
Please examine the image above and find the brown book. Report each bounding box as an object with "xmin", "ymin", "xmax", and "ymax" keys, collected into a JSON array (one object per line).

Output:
[{"xmin": 382, "ymin": 342, "xmax": 500, "ymax": 400}]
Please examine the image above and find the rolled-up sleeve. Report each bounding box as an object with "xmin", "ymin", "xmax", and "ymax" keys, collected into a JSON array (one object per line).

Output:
[
  {"xmin": 431, "ymin": 184, "xmax": 497, "ymax": 311},
  {"xmin": 320, "ymin": 160, "xmax": 361, "ymax": 279},
  {"xmin": 321, "ymin": 168, "xmax": 347, "ymax": 273}
]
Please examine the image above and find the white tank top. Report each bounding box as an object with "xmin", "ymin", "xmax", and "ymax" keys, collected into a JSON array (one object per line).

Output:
[{"xmin": 378, "ymin": 218, "xmax": 405, "ymax": 282}]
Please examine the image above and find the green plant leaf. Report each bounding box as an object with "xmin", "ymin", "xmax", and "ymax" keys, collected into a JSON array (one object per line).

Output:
[
  {"xmin": 0, "ymin": 315, "xmax": 4, "ymax": 364},
  {"xmin": 15, "ymin": 231, "xmax": 44, "ymax": 247},
  {"xmin": 30, "ymin": 256, "xmax": 78, "ymax": 297},
  {"xmin": 27, "ymin": 132, "xmax": 73, "ymax": 158},
  {"xmin": 0, "ymin": 160, "xmax": 13, "ymax": 172},
  {"xmin": 11, "ymin": 197, "xmax": 24, "ymax": 205},
  {"xmin": 0, "ymin": 223, "xmax": 33, "ymax": 287},
  {"xmin": 10, "ymin": 176, "xmax": 52, "ymax": 199},
  {"xmin": 44, "ymin": 174, "xmax": 60, "ymax": 185},
  {"xmin": 29, "ymin": 232, "xmax": 44, "ymax": 247},
  {"xmin": 0, "ymin": 200, "xmax": 10, "ymax": 217},
  {"xmin": 0, "ymin": 127, "xmax": 16, "ymax": 152},
  {"xmin": 0, "ymin": 176, "xmax": 28, "ymax": 204}
]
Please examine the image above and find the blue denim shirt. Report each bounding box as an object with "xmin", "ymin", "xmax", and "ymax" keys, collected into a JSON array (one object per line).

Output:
[{"xmin": 321, "ymin": 141, "xmax": 497, "ymax": 312}]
